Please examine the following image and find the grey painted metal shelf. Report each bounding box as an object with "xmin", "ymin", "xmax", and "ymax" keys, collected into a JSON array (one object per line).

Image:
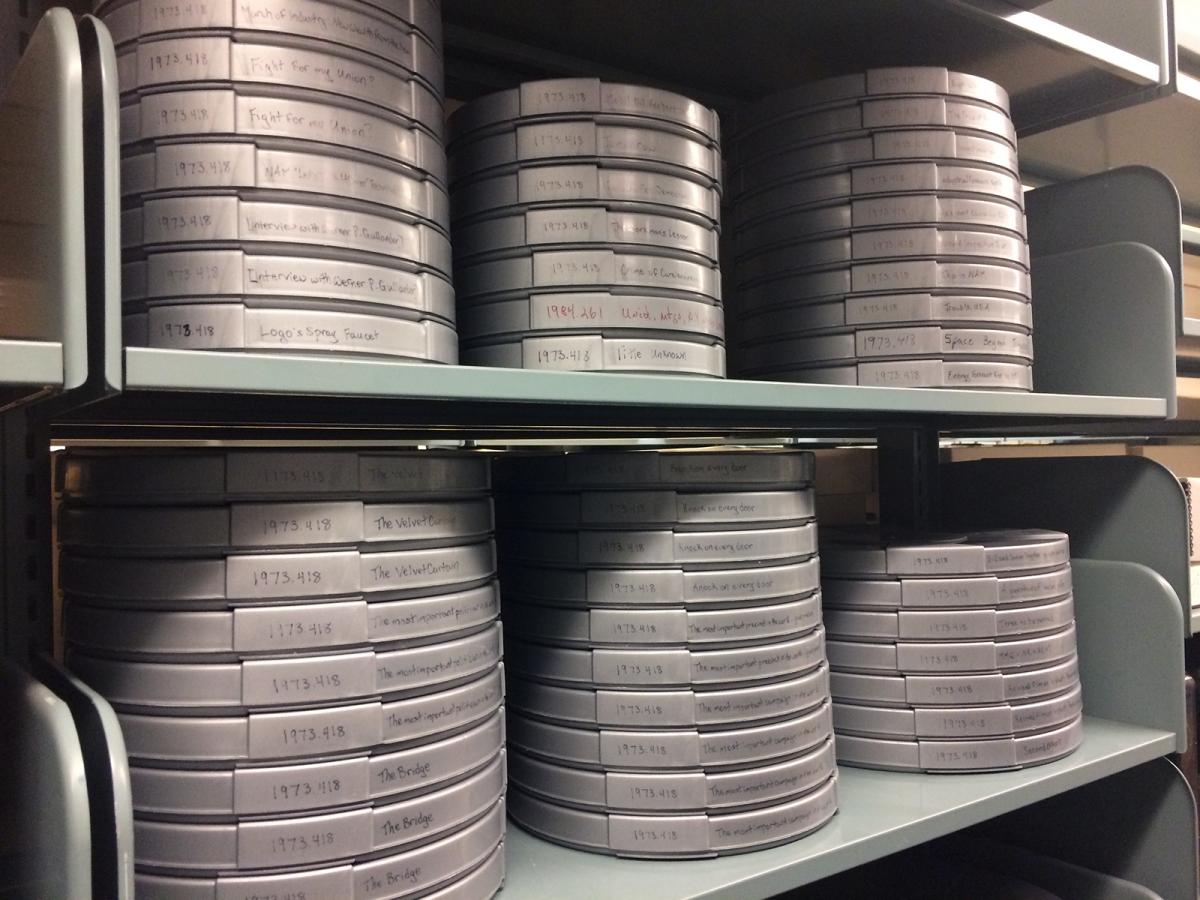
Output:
[
  {"xmin": 0, "ymin": 9, "xmax": 87, "ymax": 413},
  {"xmin": 442, "ymin": 0, "xmax": 1169, "ymax": 134},
  {"xmin": 500, "ymin": 718, "xmax": 1175, "ymax": 900}
]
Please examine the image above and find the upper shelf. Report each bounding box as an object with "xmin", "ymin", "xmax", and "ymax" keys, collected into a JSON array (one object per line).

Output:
[
  {"xmin": 0, "ymin": 9, "xmax": 87, "ymax": 413},
  {"xmin": 46, "ymin": 346, "xmax": 1165, "ymax": 438},
  {"xmin": 442, "ymin": 0, "xmax": 1168, "ymax": 133}
]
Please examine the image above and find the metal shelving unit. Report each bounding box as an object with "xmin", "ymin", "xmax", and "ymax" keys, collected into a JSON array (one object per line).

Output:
[{"xmin": 3, "ymin": 3, "xmax": 1199, "ymax": 899}]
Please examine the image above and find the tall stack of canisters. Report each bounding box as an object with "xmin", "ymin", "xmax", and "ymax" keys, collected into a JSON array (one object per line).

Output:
[
  {"xmin": 447, "ymin": 78, "xmax": 728, "ymax": 377},
  {"xmin": 59, "ymin": 449, "xmax": 506, "ymax": 899},
  {"xmin": 102, "ymin": 0, "xmax": 458, "ymax": 362},
  {"xmin": 728, "ymin": 68, "xmax": 1033, "ymax": 390},
  {"xmin": 821, "ymin": 529, "xmax": 1083, "ymax": 772},
  {"xmin": 492, "ymin": 448, "xmax": 837, "ymax": 857}
]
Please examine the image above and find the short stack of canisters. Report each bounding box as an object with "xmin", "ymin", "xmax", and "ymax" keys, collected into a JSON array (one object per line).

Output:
[
  {"xmin": 58, "ymin": 449, "xmax": 506, "ymax": 900},
  {"xmin": 492, "ymin": 448, "xmax": 837, "ymax": 857},
  {"xmin": 728, "ymin": 67, "xmax": 1033, "ymax": 391},
  {"xmin": 101, "ymin": 0, "xmax": 458, "ymax": 362},
  {"xmin": 821, "ymin": 528, "xmax": 1083, "ymax": 772},
  {"xmin": 446, "ymin": 78, "xmax": 727, "ymax": 377}
]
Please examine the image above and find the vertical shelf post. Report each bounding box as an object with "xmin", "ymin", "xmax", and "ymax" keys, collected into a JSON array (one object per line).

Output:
[{"xmin": 876, "ymin": 427, "xmax": 941, "ymax": 532}]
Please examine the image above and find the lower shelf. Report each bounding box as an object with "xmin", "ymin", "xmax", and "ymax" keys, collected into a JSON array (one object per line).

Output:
[{"xmin": 500, "ymin": 717, "xmax": 1175, "ymax": 900}]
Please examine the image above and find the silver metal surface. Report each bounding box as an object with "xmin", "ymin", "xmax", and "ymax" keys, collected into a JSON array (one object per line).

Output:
[
  {"xmin": 500, "ymin": 557, "xmax": 822, "ymax": 609},
  {"xmin": 448, "ymin": 120, "xmax": 720, "ymax": 186},
  {"xmin": 825, "ymin": 622, "xmax": 1077, "ymax": 675},
  {"xmin": 508, "ymin": 702, "xmax": 832, "ymax": 772},
  {"xmin": 127, "ymin": 195, "xmax": 452, "ymax": 274},
  {"xmin": 453, "ymin": 206, "xmax": 719, "ymax": 262},
  {"xmin": 127, "ymin": 303, "xmax": 459, "ymax": 360},
  {"xmin": 67, "ymin": 621, "xmax": 502, "ymax": 710},
  {"xmin": 830, "ymin": 654, "xmax": 1079, "ymax": 708},
  {"xmin": 451, "ymin": 162, "xmax": 720, "ymax": 227},
  {"xmin": 116, "ymin": 664, "xmax": 504, "ymax": 762},
  {"xmin": 126, "ymin": 249, "xmax": 455, "ymax": 318},
  {"xmin": 497, "ymin": 488, "xmax": 814, "ymax": 529},
  {"xmin": 115, "ymin": 35, "xmax": 443, "ymax": 128},
  {"xmin": 504, "ymin": 627, "xmax": 825, "ymax": 689},
  {"xmin": 731, "ymin": 160, "xmax": 1023, "ymax": 227},
  {"xmin": 820, "ymin": 530, "xmax": 1071, "ymax": 577},
  {"xmin": 454, "ymin": 247, "xmax": 721, "ymax": 303},
  {"xmin": 508, "ymin": 665, "xmax": 828, "ymax": 729},
  {"xmin": 60, "ymin": 540, "xmax": 496, "ymax": 604},
  {"xmin": 501, "ymin": 593, "xmax": 822, "ymax": 648},
  {"xmin": 748, "ymin": 359, "xmax": 1033, "ymax": 391},
  {"xmin": 462, "ymin": 334, "xmax": 726, "ymax": 377},
  {"xmin": 832, "ymin": 682, "xmax": 1082, "ymax": 739},
  {"xmin": 133, "ymin": 798, "xmax": 506, "ymax": 900},
  {"xmin": 99, "ymin": 0, "xmax": 445, "ymax": 92},
  {"xmin": 823, "ymin": 595, "xmax": 1074, "ymax": 642},
  {"xmin": 744, "ymin": 327, "xmax": 1033, "ymax": 367},
  {"xmin": 120, "ymin": 89, "xmax": 447, "ymax": 179},
  {"xmin": 58, "ymin": 448, "xmax": 491, "ymax": 501},
  {"xmin": 121, "ymin": 141, "xmax": 450, "ymax": 224},
  {"xmin": 506, "ymin": 774, "xmax": 836, "ymax": 857},
  {"xmin": 734, "ymin": 294, "xmax": 1031, "ymax": 343},
  {"xmin": 499, "ymin": 522, "xmax": 816, "ymax": 568},
  {"xmin": 449, "ymin": 78, "xmax": 719, "ymax": 145},
  {"xmin": 64, "ymin": 581, "xmax": 500, "ymax": 654},
  {"xmin": 508, "ymin": 738, "xmax": 834, "ymax": 814},
  {"xmin": 457, "ymin": 292, "xmax": 725, "ymax": 343},
  {"xmin": 132, "ymin": 752, "xmax": 504, "ymax": 870},
  {"xmin": 835, "ymin": 714, "xmax": 1083, "ymax": 772}
]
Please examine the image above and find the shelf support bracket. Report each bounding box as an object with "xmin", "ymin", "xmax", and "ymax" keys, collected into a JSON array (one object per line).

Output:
[{"xmin": 876, "ymin": 427, "xmax": 940, "ymax": 533}]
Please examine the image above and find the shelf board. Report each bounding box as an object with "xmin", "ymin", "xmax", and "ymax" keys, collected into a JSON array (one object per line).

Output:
[
  {"xmin": 501, "ymin": 718, "xmax": 1174, "ymax": 900},
  {"xmin": 442, "ymin": 0, "xmax": 1164, "ymax": 134},
  {"xmin": 47, "ymin": 348, "xmax": 1171, "ymax": 438},
  {"xmin": 0, "ymin": 339, "xmax": 63, "ymax": 410}
]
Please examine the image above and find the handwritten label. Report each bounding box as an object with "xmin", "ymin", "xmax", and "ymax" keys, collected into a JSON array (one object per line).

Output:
[
  {"xmin": 380, "ymin": 670, "xmax": 502, "ymax": 742},
  {"xmin": 248, "ymin": 701, "xmax": 382, "ymax": 758},
  {"xmin": 234, "ymin": 756, "xmax": 366, "ymax": 813},
  {"xmin": 592, "ymin": 648, "xmax": 690, "ymax": 685},
  {"xmin": 214, "ymin": 865, "xmax": 351, "ymax": 900},
  {"xmin": 234, "ymin": 95, "xmax": 417, "ymax": 167},
  {"xmin": 233, "ymin": 600, "xmax": 367, "ymax": 651},
  {"xmin": 226, "ymin": 550, "xmax": 359, "ymax": 599},
  {"xmin": 243, "ymin": 651, "xmax": 375, "ymax": 705},
  {"xmin": 608, "ymin": 814, "xmax": 708, "ymax": 852},
  {"xmin": 237, "ymin": 806, "xmax": 372, "ymax": 867},
  {"xmin": 232, "ymin": 0, "xmax": 415, "ymax": 68},
  {"xmin": 590, "ymin": 608, "xmax": 687, "ymax": 644}
]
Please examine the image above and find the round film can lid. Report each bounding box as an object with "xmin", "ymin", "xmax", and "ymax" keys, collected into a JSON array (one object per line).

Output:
[
  {"xmin": 508, "ymin": 701, "xmax": 832, "ymax": 772},
  {"xmin": 823, "ymin": 594, "xmax": 1074, "ymax": 641},
  {"xmin": 59, "ymin": 449, "xmax": 491, "ymax": 502},
  {"xmin": 497, "ymin": 488, "xmax": 814, "ymax": 529},
  {"xmin": 835, "ymin": 714, "xmax": 1083, "ymax": 772},
  {"xmin": 133, "ymin": 753, "xmax": 505, "ymax": 871},
  {"xmin": 748, "ymin": 359, "xmax": 1033, "ymax": 391},
  {"xmin": 67, "ymin": 621, "xmax": 503, "ymax": 710},
  {"xmin": 132, "ymin": 799, "xmax": 506, "ymax": 900},
  {"xmin": 64, "ymin": 580, "xmax": 500, "ymax": 655},
  {"xmin": 130, "ymin": 708, "xmax": 505, "ymax": 816},
  {"xmin": 832, "ymin": 682, "xmax": 1082, "ymax": 739},
  {"xmin": 508, "ymin": 664, "xmax": 829, "ymax": 729},
  {"xmin": 821, "ymin": 529, "xmax": 1071, "ymax": 577},
  {"xmin": 508, "ymin": 737, "xmax": 834, "ymax": 814},
  {"xmin": 501, "ymin": 556, "xmax": 822, "ymax": 610},
  {"xmin": 495, "ymin": 448, "xmax": 815, "ymax": 490},
  {"xmin": 826, "ymin": 622, "xmax": 1077, "ymax": 675},
  {"xmin": 462, "ymin": 334, "xmax": 726, "ymax": 377},
  {"xmin": 117, "ymin": 664, "xmax": 504, "ymax": 763},
  {"xmin": 507, "ymin": 773, "xmax": 837, "ymax": 857},
  {"xmin": 504, "ymin": 626, "xmax": 825, "ymax": 689},
  {"xmin": 449, "ymin": 79, "xmax": 720, "ymax": 146},
  {"xmin": 501, "ymin": 593, "xmax": 822, "ymax": 648}
]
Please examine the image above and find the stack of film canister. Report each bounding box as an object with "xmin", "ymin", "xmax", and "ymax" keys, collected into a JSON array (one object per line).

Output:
[
  {"xmin": 445, "ymin": 79, "xmax": 728, "ymax": 377},
  {"xmin": 102, "ymin": 0, "xmax": 459, "ymax": 362},
  {"xmin": 58, "ymin": 449, "xmax": 506, "ymax": 900},
  {"xmin": 821, "ymin": 528, "xmax": 1083, "ymax": 772},
  {"xmin": 727, "ymin": 67, "xmax": 1033, "ymax": 391},
  {"xmin": 493, "ymin": 448, "xmax": 837, "ymax": 857}
]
